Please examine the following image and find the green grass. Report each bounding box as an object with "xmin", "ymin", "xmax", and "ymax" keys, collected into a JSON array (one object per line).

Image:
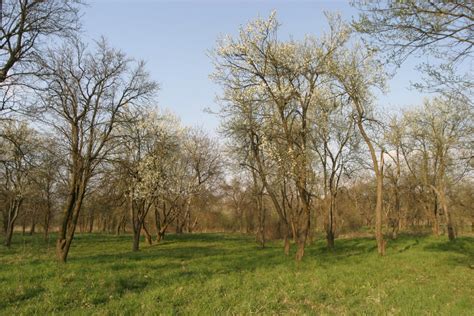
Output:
[{"xmin": 0, "ymin": 233, "xmax": 473, "ymax": 315}]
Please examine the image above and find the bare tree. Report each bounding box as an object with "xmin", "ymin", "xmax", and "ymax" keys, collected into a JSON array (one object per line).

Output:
[
  {"xmin": 383, "ymin": 116, "xmax": 404, "ymax": 239},
  {"xmin": 401, "ymin": 97, "xmax": 473, "ymax": 241},
  {"xmin": 32, "ymin": 137, "xmax": 62, "ymax": 240},
  {"xmin": 352, "ymin": 0, "xmax": 473, "ymax": 104},
  {"xmin": 311, "ymin": 94, "xmax": 359, "ymax": 248},
  {"xmin": 352, "ymin": 0, "xmax": 473, "ymax": 65},
  {"xmin": 177, "ymin": 128, "xmax": 222, "ymax": 233},
  {"xmin": 0, "ymin": 0, "xmax": 81, "ymax": 83},
  {"xmin": 0, "ymin": 120, "xmax": 37, "ymax": 247},
  {"xmin": 36, "ymin": 38, "xmax": 157, "ymax": 262}
]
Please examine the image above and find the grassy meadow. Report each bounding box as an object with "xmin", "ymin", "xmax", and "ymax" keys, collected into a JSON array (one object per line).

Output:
[{"xmin": 0, "ymin": 233, "xmax": 473, "ymax": 315}]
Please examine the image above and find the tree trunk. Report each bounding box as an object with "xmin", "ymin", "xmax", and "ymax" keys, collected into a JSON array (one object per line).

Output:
[
  {"xmin": 184, "ymin": 207, "xmax": 192, "ymax": 233},
  {"xmin": 4, "ymin": 223, "xmax": 14, "ymax": 248},
  {"xmin": 438, "ymin": 187, "xmax": 455, "ymax": 241},
  {"xmin": 130, "ymin": 196, "xmax": 141, "ymax": 252},
  {"xmin": 432, "ymin": 196, "xmax": 440, "ymax": 236},
  {"xmin": 157, "ymin": 229, "xmax": 165, "ymax": 243},
  {"xmin": 296, "ymin": 205, "xmax": 311, "ymax": 261},
  {"xmin": 238, "ymin": 207, "xmax": 244, "ymax": 233},
  {"xmin": 88, "ymin": 211, "xmax": 94, "ymax": 233},
  {"xmin": 142, "ymin": 222, "xmax": 152, "ymax": 245},
  {"xmin": 326, "ymin": 229, "xmax": 335, "ymax": 249},
  {"xmin": 56, "ymin": 198, "xmax": 84, "ymax": 262},
  {"xmin": 4, "ymin": 199, "xmax": 22, "ymax": 248},
  {"xmin": 29, "ymin": 218, "xmax": 36, "ymax": 235},
  {"xmin": 44, "ymin": 204, "xmax": 51, "ymax": 241},
  {"xmin": 256, "ymin": 205, "xmax": 266, "ymax": 248},
  {"xmin": 284, "ymin": 234, "xmax": 291, "ymax": 256},
  {"xmin": 22, "ymin": 218, "xmax": 26, "ymax": 236},
  {"xmin": 295, "ymin": 239, "xmax": 305, "ymax": 261},
  {"xmin": 354, "ymin": 102, "xmax": 386, "ymax": 256},
  {"xmin": 430, "ymin": 184, "xmax": 455, "ymax": 241},
  {"xmin": 56, "ymin": 177, "xmax": 87, "ymax": 263},
  {"xmin": 375, "ymin": 170, "xmax": 385, "ymax": 255},
  {"xmin": 175, "ymin": 216, "xmax": 182, "ymax": 234},
  {"xmin": 115, "ymin": 215, "xmax": 125, "ymax": 236},
  {"xmin": 326, "ymin": 195, "xmax": 336, "ymax": 249},
  {"xmin": 132, "ymin": 226, "xmax": 141, "ymax": 252},
  {"xmin": 2, "ymin": 210, "xmax": 8, "ymax": 234}
]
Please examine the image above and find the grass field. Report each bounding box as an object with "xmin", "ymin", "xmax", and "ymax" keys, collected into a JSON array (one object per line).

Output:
[{"xmin": 0, "ymin": 233, "xmax": 473, "ymax": 315}]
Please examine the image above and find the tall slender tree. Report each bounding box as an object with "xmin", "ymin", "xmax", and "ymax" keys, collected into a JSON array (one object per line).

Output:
[{"xmin": 37, "ymin": 38, "xmax": 157, "ymax": 262}]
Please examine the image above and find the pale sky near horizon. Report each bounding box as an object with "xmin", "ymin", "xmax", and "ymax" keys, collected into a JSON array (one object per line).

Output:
[{"xmin": 82, "ymin": 0, "xmax": 429, "ymax": 135}]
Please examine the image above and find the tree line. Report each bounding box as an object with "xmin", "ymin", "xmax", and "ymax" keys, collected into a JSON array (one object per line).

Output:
[{"xmin": 0, "ymin": 0, "xmax": 472, "ymax": 262}]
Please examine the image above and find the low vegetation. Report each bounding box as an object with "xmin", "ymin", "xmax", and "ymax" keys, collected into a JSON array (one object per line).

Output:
[{"xmin": 1, "ymin": 233, "xmax": 472, "ymax": 314}]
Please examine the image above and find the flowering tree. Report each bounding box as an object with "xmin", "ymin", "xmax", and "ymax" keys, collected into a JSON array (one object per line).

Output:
[
  {"xmin": 328, "ymin": 35, "xmax": 388, "ymax": 255},
  {"xmin": 400, "ymin": 97, "xmax": 473, "ymax": 241},
  {"xmin": 212, "ymin": 12, "xmax": 359, "ymax": 260}
]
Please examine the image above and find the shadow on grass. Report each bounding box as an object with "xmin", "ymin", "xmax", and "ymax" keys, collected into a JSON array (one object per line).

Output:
[
  {"xmin": 423, "ymin": 236, "xmax": 474, "ymax": 267},
  {"xmin": 0, "ymin": 286, "xmax": 44, "ymax": 309},
  {"xmin": 113, "ymin": 277, "xmax": 149, "ymax": 296},
  {"xmin": 71, "ymin": 233, "xmax": 433, "ymax": 271}
]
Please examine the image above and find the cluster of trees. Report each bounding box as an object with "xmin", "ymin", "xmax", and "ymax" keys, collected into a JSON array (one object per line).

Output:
[
  {"xmin": 1, "ymin": 1, "xmax": 473, "ymax": 262},
  {"xmin": 211, "ymin": 11, "xmax": 472, "ymax": 260},
  {"xmin": 0, "ymin": 0, "xmax": 221, "ymax": 262}
]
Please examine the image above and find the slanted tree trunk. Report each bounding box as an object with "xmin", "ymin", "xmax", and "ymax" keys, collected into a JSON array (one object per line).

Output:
[
  {"xmin": 355, "ymin": 112, "xmax": 386, "ymax": 256},
  {"xmin": 142, "ymin": 222, "xmax": 152, "ymax": 245},
  {"xmin": 2, "ymin": 210, "xmax": 8, "ymax": 234},
  {"xmin": 115, "ymin": 215, "xmax": 126, "ymax": 236},
  {"xmin": 130, "ymin": 194, "xmax": 153, "ymax": 251},
  {"xmin": 154, "ymin": 201, "xmax": 173, "ymax": 243},
  {"xmin": 189, "ymin": 217, "xmax": 198, "ymax": 233},
  {"xmin": 56, "ymin": 178, "xmax": 87, "ymax": 262},
  {"xmin": 156, "ymin": 229, "xmax": 166, "ymax": 243},
  {"xmin": 250, "ymin": 133, "xmax": 293, "ymax": 256},
  {"xmin": 5, "ymin": 198, "xmax": 22, "ymax": 247}
]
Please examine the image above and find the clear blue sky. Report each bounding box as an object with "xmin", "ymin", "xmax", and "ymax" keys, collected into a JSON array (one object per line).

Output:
[{"xmin": 83, "ymin": 0, "xmax": 426, "ymax": 135}]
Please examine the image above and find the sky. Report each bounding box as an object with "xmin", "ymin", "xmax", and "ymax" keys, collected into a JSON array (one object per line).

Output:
[{"xmin": 82, "ymin": 0, "xmax": 427, "ymax": 135}]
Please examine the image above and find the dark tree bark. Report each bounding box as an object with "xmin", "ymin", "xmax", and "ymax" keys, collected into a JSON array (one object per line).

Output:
[{"xmin": 4, "ymin": 198, "xmax": 22, "ymax": 247}]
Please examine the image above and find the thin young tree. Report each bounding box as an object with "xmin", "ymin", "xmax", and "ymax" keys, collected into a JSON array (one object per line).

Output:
[
  {"xmin": 329, "ymin": 31, "xmax": 388, "ymax": 255},
  {"xmin": 0, "ymin": 120, "xmax": 37, "ymax": 247}
]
